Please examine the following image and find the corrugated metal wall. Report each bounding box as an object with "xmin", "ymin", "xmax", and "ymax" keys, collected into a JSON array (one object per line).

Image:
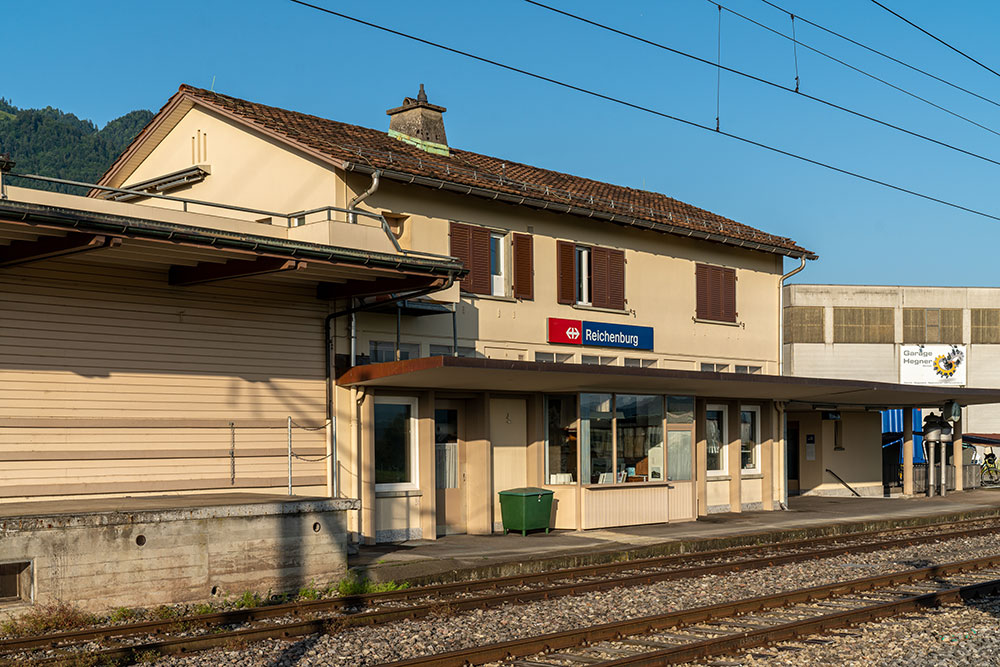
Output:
[{"xmin": 0, "ymin": 258, "xmax": 330, "ymax": 501}]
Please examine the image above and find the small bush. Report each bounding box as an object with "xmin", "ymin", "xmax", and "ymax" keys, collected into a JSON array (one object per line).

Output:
[
  {"xmin": 297, "ymin": 582, "xmax": 323, "ymax": 601},
  {"xmin": 108, "ymin": 606, "xmax": 140, "ymax": 624},
  {"xmin": 190, "ymin": 602, "xmax": 215, "ymax": 616},
  {"xmin": 336, "ymin": 575, "xmax": 408, "ymax": 596},
  {"xmin": 232, "ymin": 591, "xmax": 263, "ymax": 609},
  {"xmin": 0, "ymin": 602, "xmax": 97, "ymax": 637}
]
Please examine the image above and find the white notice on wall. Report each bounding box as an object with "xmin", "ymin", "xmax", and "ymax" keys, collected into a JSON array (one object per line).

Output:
[
  {"xmin": 900, "ymin": 345, "xmax": 966, "ymax": 386},
  {"xmin": 805, "ymin": 441, "xmax": 816, "ymax": 462}
]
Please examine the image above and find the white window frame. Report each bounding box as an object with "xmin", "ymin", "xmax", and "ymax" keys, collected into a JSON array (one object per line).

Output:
[
  {"xmin": 706, "ymin": 403, "xmax": 728, "ymax": 477},
  {"xmin": 575, "ymin": 246, "xmax": 591, "ymax": 305},
  {"xmin": 740, "ymin": 405, "xmax": 761, "ymax": 475},
  {"xmin": 374, "ymin": 396, "xmax": 420, "ymax": 492},
  {"xmin": 490, "ymin": 232, "xmax": 507, "ymax": 297}
]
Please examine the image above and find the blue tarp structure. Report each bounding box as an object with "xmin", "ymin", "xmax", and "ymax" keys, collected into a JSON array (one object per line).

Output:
[{"xmin": 881, "ymin": 408, "xmax": 926, "ymax": 463}]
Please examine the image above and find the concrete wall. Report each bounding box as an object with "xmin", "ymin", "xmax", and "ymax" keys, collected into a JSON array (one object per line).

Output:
[
  {"xmin": 785, "ymin": 284, "xmax": 1000, "ymax": 434},
  {"xmin": 0, "ymin": 499, "xmax": 356, "ymax": 615}
]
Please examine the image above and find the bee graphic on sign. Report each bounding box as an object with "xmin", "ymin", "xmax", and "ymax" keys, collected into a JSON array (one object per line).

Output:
[{"xmin": 933, "ymin": 346, "xmax": 964, "ymax": 378}]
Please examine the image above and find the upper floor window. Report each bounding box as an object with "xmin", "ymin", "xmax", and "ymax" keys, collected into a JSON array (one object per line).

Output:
[
  {"xmin": 557, "ymin": 241, "xmax": 625, "ymax": 310},
  {"xmin": 695, "ymin": 263, "xmax": 736, "ymax": 323},
  {"xmin": 450, "ymin": 221, "xmax": 532, "ymax": 299}
]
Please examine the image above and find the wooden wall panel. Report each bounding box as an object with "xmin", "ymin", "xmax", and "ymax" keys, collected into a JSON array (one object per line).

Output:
[
  {"xmin": 0, "ymin": 258, "xmax": 330, "ymax": 500},
  {"xmin": 582, "ymin": 486, "xmax": 669, "ymax": 529}
]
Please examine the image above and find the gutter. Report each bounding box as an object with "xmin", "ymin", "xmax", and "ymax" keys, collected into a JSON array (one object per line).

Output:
[
  {"xmin": 0, "ymin": 198, "xmax": 465, "ymax": 277},
  {"xmin": 343, "ymin": 162, "xmax": 818, "ymax": 261}
]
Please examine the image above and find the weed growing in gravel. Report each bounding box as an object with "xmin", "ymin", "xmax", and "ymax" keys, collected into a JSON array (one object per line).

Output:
[
  {"xmin": 233, "ymin": 591, "xmax": 264, "ymax": 609},
  {"xmin": 297, "ymin": 582, "xmax": 324, "ymax": 600},
  {"xmin": 108, "ymin": 606, "xmax": 140, "ymax": 624},
  {"xmin": 336, "ymin": 575, "xmax": 409, "ymax": 596},
  {"xmin": 0, "ymin": 602, "xmax": 97, "ymax": 637},
  {"xmin": 190, "ymin": 602, "xmax": 215, "ymax": 615},
  {"xmin": 134, "ymin": 649, "xmax": 161, "ymax": 664}
]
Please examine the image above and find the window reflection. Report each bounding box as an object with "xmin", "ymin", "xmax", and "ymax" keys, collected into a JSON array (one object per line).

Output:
[
  {"xmin": 580, "ymin": 393, "xmax": 613, "ymax": 483},
  {"xmin": 615, "ymin": 394, "xmax": 664, "ymax": 482}
]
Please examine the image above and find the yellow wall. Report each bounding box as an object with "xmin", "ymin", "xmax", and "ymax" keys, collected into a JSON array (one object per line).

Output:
[{"xmin": 793, "ymin": 411, "xmax": 884, "ymax": 496}]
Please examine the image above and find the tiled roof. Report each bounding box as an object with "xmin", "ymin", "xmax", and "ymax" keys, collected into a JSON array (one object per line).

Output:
[{"xmin": 167, "ymin": 85, "xmax": 814, "ymax": 258}]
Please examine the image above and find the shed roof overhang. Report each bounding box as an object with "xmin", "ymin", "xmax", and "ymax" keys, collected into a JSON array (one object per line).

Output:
[
  {"xmin": 337, "ymin": 356, "xmax": 1000, "ymax": 409},
  {"xmin": 0, "ymin": 194, "xmax": 465, "ymax": 298}
]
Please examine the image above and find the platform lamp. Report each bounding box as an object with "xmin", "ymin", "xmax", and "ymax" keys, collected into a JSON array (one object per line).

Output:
[{"xmin": 0, "ymin": 152, "xmax": 14, "ymax": 200}]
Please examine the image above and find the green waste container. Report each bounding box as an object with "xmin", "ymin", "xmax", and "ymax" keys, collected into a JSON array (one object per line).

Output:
[{"xmin": 498, "ymin": 487, "xmax": 554, "ymax": 536}]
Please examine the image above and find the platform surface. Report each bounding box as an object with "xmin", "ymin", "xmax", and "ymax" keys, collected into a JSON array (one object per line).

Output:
[{"xmin": 350, "ymin": 489, "xmax": 1000, "ymax": 584}]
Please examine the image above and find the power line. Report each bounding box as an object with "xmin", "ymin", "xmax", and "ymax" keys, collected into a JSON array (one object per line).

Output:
[
  {"xmin": 757, "ymin": 0, "xmax": 1000, "ymax": 109},
  {"xmin": 708, "ymin": 0, "xmax": 1000, "ymax": 140},
  {"xmin": 870, "ymin": 0, "xmax": 1000, "ymax": 80},
  {"xmin": 520, "ymin": 0, "xmax": 1000, "ymax": 167},
  {"xmin": 285, "ymin": 0, "xmax": 1000, "ymax": 224}
]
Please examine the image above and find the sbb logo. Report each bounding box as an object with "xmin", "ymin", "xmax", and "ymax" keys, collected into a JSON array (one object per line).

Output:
[{"xmin": 548, "ymin": 318, "xmax": 584, "ymax": 345}]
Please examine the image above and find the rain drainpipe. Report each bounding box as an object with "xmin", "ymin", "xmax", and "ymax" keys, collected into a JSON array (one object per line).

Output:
[
  {"xmin": 778, "ymin": 256, "xmax": 807, "ymax": 510},
  {"xmin": 347, "ymin": 171, "xmax": 382, "ymax": 368}
]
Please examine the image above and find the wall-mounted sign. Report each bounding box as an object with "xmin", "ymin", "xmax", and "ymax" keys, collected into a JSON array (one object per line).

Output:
[
  {"xmin": 900, "ymin": 344, "xmax": 966, "ymax": 386},
  {"xmin": 548, "ymin": 318, "xmax": 654, "ymax": 350}
]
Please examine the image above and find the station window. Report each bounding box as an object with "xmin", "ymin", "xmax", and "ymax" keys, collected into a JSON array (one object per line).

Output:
[
  {"xmin": 706, "ymin": 404, "xmax": 728, "ymax": 475},
  {"xmin": 581, "ymin": 393, "xmax": 614, "ymax": 483},
  {"xmin": 701, "ymin": 363, "xmax": 730, "ymax": 373},
  {"xmin": 434, "ymin": 409, "xmax": 459, "ymax": 489},
  {"xmin": 735, "ymin": 365, "xmax": 762, "ymax": 374},
  {"xmin": 545, "ymin": 395, "xmax": 578, "ymax": 484},
  {"xmin": 624, "ymin": 358, "xmax": 657, "ymax": 368},
  {"xmin": 536, "ymin": 351, "xmax": 574, "ymax": 363},
  {"xmin": 740, "ymin": 406, "xmax": 761, "ymax": 473},
  {"xmin": 582, "ymin": 355, "xmax": 618, "ymax": 365},
  {"xmin": 374, "ymin": 397, "xmax": 419, "ymax": 491},
  {"xmin": 556, "ymin": 241, "xmax": 625, "ymax": 310},
  {"xmin": 370, "ymin": 341, "xmax": 420, "ymax": 363},
  {"xmin": 575, "ymin": 246, "xmax": 592, "ymax": 305},
  {"xmin": 667, "ymin": 395, "xmax": 694, "ymax": 482},
  {"xmin": 489, "ymin": 232, "xmax": 506, "ymax": 296},
  {"xmin": 616, "ymin": 394, "xmax": 664, "ymax": 483}
]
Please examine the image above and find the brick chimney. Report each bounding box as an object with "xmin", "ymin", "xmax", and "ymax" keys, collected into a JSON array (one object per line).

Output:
[{"xmin": 386, "ymin": 84, "xmax": 449, "ymax": 156}]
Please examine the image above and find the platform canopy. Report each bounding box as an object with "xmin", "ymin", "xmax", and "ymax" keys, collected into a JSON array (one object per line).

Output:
[{"xmin": 337, "ymin": 356, "xmax": 1000, "ymax": 410}]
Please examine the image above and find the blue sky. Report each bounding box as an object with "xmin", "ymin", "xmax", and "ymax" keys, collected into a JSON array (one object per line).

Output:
[{"xmin": 6, "ymin": 0, "xmax": 1000, "ymax": 286}]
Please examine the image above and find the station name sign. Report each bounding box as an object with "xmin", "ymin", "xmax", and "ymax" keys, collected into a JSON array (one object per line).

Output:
[{"xmin": 547, "ymin": 317, "xmax": 654, "ymax": 350}]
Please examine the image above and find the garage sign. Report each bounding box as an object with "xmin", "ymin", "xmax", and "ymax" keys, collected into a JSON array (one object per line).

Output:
[
  {"xmin": 547, "ymin": 318, "xmax": 653, "ymax": 350},
  {"xmin": 900, "ymin": 344, "xmax": 966, "ymax": 386}
]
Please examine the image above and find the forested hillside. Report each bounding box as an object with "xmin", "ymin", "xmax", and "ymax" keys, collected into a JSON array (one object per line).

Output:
[{"xmin": 0, "ymin": 97, "xmax": 153, "ymax": 194}]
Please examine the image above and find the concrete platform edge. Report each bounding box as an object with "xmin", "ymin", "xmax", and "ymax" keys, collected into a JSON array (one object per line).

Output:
[{"xmin": 352, "ymin": 506, "xmax": 1000, "ymax": 586}]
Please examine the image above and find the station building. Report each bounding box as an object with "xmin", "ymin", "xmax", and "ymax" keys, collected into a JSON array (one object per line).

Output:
[{"xmin": 4, "ymin": 84, "xmax": 1000, "ymax": 612}]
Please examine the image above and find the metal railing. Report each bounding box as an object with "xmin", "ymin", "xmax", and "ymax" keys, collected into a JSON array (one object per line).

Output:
[{"xmin": 3, "ymin": 172, "xmax": 456, "ymax": 263}]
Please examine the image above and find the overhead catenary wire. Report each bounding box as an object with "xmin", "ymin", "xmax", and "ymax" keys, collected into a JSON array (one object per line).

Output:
[
  {"xmin": 707, "ymin": 0, "xmax": 1000, "ymax": 139},
  {"xmin": 285, "ymin": 0, "xmax": 1000, "ymax": 224},
  {"xmin": 869, "ymin": 0, "xmax": 1000, "ymax": 80},
  {"xmin": 757, "ymin": 0, "xmax": 1000, "ymax": 109},
  {"xmin": 519, "ymin": 0, "xmax": 1000, "ymax": 166}
]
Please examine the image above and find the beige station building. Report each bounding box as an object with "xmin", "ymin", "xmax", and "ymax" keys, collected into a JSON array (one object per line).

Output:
[{"xmin": 3, "ymin": 84, "xmax": 1000, "ymax": 611}]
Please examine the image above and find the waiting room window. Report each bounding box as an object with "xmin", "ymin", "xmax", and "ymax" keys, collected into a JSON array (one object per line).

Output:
[
  {"xmin": 374, "ymin": 397, "xmax": 419, "ymax": 491},
  {"xmin": 695, "ymin": 264, "xmax": 736, "ymax": 323},
  {"xmin": 545, "ymin": 395, "xmax": 578, "ymax": 484},
  {"xmin": 706, "ymin": 404, "xmax": 728, "ymax": 475},
  {"xmin": 451, "ymin": 222, "xmax": 533, "ymax": 299},
  {"xmin": 370, "ymin": 341, "xmax": 420, "ymax": 363},
  {"xmin": 616, "ymin": 394, "xmax": 665, "ymax": 483},
  {"xmin": 556, "ymin": 241, "xmax": 625, "ymax": 310},
  {"xmin": 580, "ymin": 393, "xmax": 614, "ymax": 484},
  {"xmin": 740, "ymin": 406, "xmax": 760, "ymax": 473}
]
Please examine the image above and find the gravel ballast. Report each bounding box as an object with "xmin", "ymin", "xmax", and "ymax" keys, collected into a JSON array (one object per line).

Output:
[{"xmin": 146, "ymin": 533, "xmax": 1000, "ymax": 667}]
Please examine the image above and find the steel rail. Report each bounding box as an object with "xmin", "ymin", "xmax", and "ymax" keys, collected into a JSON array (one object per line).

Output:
[
  {"xmin": 380, "ymin": 554, "xmax": 1000, "ymax": 667},
  {"xmin": 4, "ymin": 518, "xmax": 1000, "ymax": 663}
]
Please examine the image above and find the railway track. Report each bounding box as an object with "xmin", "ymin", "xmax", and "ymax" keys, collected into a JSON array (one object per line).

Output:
[
  {"xmin": 3, "ymin": 516, "xmax": 1000, "ymax": 665},
  {"xmin": 384, "ymin": 554, "xmax": 1000, "ymax": 667}
]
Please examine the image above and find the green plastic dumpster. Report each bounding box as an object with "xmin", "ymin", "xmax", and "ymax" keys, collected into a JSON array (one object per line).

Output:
[{"xmin": 498, "ymin": 487, "xmax": 554, "ymax": 536}]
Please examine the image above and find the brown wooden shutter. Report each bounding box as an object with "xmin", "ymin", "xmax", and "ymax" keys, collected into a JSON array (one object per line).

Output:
[
  {"xmin": 556, "ymin": 241, "xmax": 575, "ymax": 304},
  {"xmin": 591, "ymin": 247, "xmax": 609, "ymax": 309},
  {"xmin": 512, "ymin": 233, "xmax": 533, "ymax": 300},
  {"xmin": 468, "ymin": 226, "xmax": 492, "ymax": 295},
  {"xmin": 607, "ymin": 249, "xmax": 625, "ymax": 311},
  {"xmin": 695, "ymin": 263, "xmax": 710, "ymax": 320},
  {"xmin": 720, "ymin": 267, "xmax": 736, "ymax": 322},
  {"xmin": 450, "ymin": 221, "xmax": 472, "ymax": 292}
]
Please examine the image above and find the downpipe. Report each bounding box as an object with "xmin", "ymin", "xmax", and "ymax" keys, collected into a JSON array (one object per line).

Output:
[{"xmin": 778, "ymin": 256, "xmax": 807, "ymax": 510}]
